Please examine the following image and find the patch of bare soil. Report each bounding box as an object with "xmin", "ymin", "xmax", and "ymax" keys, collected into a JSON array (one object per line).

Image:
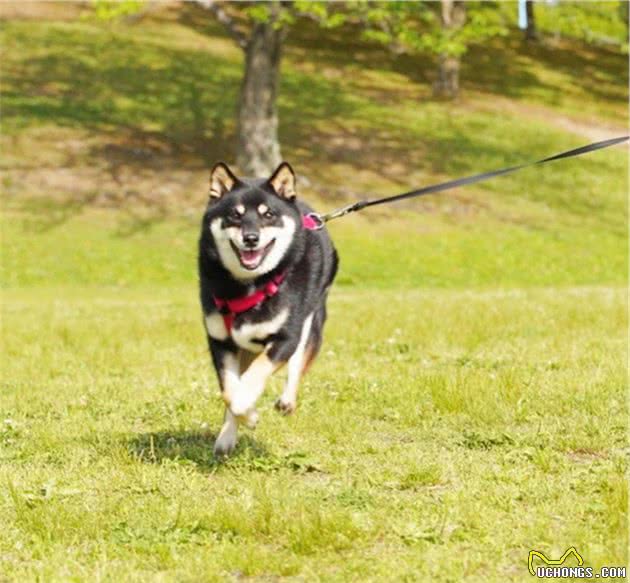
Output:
[
  {"xmin": 0, "ymin": 128, "xmax": 212, "ymax": 230},
  {"xmin": 0, "ymin": 1, "xmax": 86, "ymax": 21},
  {"xmin": 468, "ymin": 94, "xmax": 627, "ymax": 142}
]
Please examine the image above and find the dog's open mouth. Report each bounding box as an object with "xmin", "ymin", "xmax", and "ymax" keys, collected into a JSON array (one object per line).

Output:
[{"xmin": 231, "ymin": 239, "xmax": 275, "ymax": 270}]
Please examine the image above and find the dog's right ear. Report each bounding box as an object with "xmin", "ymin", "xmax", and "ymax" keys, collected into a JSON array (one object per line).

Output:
[{"xmin": 209, "ymin": 162, "xmax": 239, "ymax": 199}]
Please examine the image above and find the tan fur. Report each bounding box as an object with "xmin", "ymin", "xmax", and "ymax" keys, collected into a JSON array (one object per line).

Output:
[
  {"xmin": 209, "ymin": 163, "xmax": 236, "ymax": 198},
  {"xmin": 268, "ymin": 163, "xmax": 296, "ymax": 199},
  {"xmin": 228, "ymin": 349, "xmax": 284, "ymax": 419}
]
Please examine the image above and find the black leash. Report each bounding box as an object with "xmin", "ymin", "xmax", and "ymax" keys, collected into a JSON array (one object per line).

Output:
[{"xmin": 306, "ymin": 135, "xmax": 628, "ymax": 228}]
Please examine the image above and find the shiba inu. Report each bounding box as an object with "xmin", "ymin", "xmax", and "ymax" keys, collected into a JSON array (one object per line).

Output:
[{"xmin": 198, "ymin": 162, "xmax": 338, "ymax": 456}]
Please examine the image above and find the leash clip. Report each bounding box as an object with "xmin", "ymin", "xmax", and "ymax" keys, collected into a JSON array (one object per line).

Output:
[{"xmin": 322, "ymin": 201, "xmax": 369, "ymax": 223}]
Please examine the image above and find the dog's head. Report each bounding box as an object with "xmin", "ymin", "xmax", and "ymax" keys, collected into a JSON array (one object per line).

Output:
[{"xmin": 201, "ymin": 161, "xmax": 301, "ymax": 281}]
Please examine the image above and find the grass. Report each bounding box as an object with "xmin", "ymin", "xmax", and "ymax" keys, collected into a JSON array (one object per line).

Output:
[
  {"xmin": 1, "ymin": 285, "xmax": 627, "ymax": 581},
  {"xmin": 0, "ymin": 3, "xmax": 628, "ymax": 581},
  {"xmin": 0, "ymin": 208, "xmax": 626, "ymax": 290}
]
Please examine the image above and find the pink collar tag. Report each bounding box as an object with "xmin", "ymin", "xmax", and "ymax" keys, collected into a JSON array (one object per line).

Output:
[{"xmin": 302, "ymin": 214, "xmax": 321, "ymax": 230}]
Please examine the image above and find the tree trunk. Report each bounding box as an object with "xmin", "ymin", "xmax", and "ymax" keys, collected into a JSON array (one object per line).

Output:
[
  {"xmin": 434, "ymin": 54, "xmax": 460, "ymax": 99},
  {"xmin": 236, "ymin": 16, "xmax": 283, "ymax": 176},
  {"xmin": 525, "ymin": 0, "xmax": 536, "ymax": 41},
  {"xmin": 433, "ymin": 0, "xmax": 466, "ymax": 99}
]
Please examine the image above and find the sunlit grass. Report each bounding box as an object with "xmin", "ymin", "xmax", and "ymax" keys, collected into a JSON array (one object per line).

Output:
[
  {"xmin": 1, "ymin": 207, "xmax": 626, "ymax": 289},
  {"xmin": 1, "ymin": 285, "xmax": 626, "ymax": 581}
]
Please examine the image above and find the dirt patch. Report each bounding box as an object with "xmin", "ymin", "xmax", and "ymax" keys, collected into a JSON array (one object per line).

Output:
[
  {"xmin": 0, "ymin": 1, "xmax": 86, "ymax": 21},
  {"xmin": 468, "ymin": 94, "xmax": 627, "ymax": 142}
]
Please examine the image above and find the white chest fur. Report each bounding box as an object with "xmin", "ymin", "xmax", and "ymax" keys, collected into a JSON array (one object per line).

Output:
[
  {"xmin": 231, "ymin": 308, "xmax": 289, "ymax": 352},
  {"xmin": 205, "ymin": 312, "xmax": 229, "ymax": 341},
  {"xmin": 204, "ymin": 308, "xmax": 289, "ymax": 352}
]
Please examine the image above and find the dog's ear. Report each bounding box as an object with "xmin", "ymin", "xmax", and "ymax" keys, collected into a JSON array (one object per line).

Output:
[
  {"xmin": 209, "ymin": 162, "xmax": 239, "ymax": 199},
  {"xmin": 268, "ymin": 162, "xmax": 296, "ymax": 200}
]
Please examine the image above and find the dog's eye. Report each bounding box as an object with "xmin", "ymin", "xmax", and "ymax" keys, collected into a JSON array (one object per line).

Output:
[
  {"xmin": 263, "ymin": 210, "xmax": 275, "ymax": 219},
  {"xmin": 229, "ymin": 208, "xmax": 241, "ymax": 220}
]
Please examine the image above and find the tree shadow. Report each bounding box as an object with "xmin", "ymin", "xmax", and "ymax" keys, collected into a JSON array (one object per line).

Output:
[
  {"xmin": 12, "ymin": 178, "xmax": 176, "ymax": 235},
  {"xmin": 284, "ymin": 18, "xmax": 627, "ymax": 106},
  {"xmin": 16, "ymin": 191, "xmax": 101, "ymax": 232},
  {"xmin": 2, "ymin": 12, "xmax": 357, "ymax": 233},
  {"xmin": 4, "ymin": 52, "xmax": 238, "ymax": 168},
  {"xmin": 463, "ymin": 35, "xmax": 627, "ymax": 105}
]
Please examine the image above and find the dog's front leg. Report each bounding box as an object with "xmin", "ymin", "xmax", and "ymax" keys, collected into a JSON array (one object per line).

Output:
[
  {"xmin": 209, "ymin": 344, "xmax": 243, "ymax": 456},
  {"xmin": 214, "ymin": 407, "xmax": 239, "ymax": 457},
  {"xmin": 229, "ymin": 348, "xmax": 282, "ymax": 419}
]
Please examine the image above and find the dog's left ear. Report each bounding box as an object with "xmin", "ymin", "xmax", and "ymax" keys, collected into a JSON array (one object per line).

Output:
[{"xmin": 268, "ymin": 162, "xmax": 296, "ymax": 200}]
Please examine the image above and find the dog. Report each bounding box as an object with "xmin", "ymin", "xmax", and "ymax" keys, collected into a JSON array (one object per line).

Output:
[{"xmin": 198, "ymin": 161, "xmax": 338, "ymax": 456}]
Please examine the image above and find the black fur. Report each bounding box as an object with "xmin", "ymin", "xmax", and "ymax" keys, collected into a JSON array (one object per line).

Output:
[{"xmin": 198, "ymin": 175, "xmax": 338, "ymax": 388}]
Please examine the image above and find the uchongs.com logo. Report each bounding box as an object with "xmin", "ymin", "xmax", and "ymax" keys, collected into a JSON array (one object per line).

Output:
[{"xmin": 528, "ymin": 547, "xmax": 626, "ymax": 579}]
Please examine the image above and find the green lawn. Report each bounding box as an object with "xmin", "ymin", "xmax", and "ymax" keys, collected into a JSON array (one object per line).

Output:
[
  {"xmin": 0, "ymin": 3, "xmax": 628, "ymax": 582},
  {"xmin": 1, "ymin": 285, "xmax": 627, "ymax": 581}
]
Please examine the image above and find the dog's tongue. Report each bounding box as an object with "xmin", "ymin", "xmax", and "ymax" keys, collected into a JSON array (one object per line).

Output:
[{"xmin": 240, "ymin": 248, "xmax": 264, "ymax": 268}]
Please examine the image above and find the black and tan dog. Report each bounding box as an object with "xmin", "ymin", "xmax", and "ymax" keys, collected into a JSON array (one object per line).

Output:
[{"xmin": 198, "ymin": 162, "xmax": 338, "ymax": 456}]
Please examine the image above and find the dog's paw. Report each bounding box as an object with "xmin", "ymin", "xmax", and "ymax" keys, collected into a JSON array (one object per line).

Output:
[
  {"xmin": 274, "ymin": 397, "xmax": 296, "ymax": 416},
  {"xmin": 241, "ymin": 409, "xmax": 259, "ymax": 429},
  {"xmin": 213, "ymin": 432, "xmax": 237, "ymax": 457},
  {"xmin": 229, "ymin": 392, "xmax": 255, "ymax": 418},
  {"xmin": 229, "ymin": 406, "xmax": 259, "ymax": 429}
]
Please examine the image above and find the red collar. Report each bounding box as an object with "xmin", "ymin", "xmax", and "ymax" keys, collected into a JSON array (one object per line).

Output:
[{"xmin": 212, "ymin": 215, "xmax": 318, "ymax": 333}]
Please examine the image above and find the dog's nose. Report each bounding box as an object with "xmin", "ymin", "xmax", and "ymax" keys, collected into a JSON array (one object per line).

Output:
[{"xmin": 242, "ymin": 232, "xmax": 259, "ymax": 248}]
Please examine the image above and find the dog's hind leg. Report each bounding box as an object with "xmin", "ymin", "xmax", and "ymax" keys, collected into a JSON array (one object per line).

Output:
[{"xmin": 275, "ymin": 313, "xmax": 315, "ymax": 415}]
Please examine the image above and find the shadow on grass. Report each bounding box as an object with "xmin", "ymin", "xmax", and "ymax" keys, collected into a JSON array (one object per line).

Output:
[
  {"xmin": 12, "ymin": 187, "xmax": 174, "ymax": 235},
  {"xmin": 127, "ymin": 429, "xmax": 270, "ymax": 472},
  {"xmin": 285, "ymin": 17, "xmax": 627, "ymax": 106},
  {"xmin": 464, "ymin": 35, "xmax": 627, "ymax": 105},
  {"xmin": 127, "ymin": 429, "xmax": 325, "ymax": 474},
  {"xmin": 2, "ymin": 10, "xmax": 358, "ymax": 166},
  {"xmin": 15, "ymin": 192, "xmax": 102, "ymax": 233}
]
